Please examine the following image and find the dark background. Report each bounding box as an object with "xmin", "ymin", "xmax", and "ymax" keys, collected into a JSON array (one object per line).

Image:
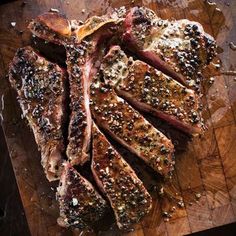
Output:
[{"xmin": 0, "ymin": 125, "xmax": 30, "ymax": 236}]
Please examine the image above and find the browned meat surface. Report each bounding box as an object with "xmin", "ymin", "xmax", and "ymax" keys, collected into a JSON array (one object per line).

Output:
[
  {"xmin": 90, "ymin": 74, "xmax": 175, "ymax": 176},
  {"xmin": 92, "ymin": 123, "xmax": 152, "ymax": 230},
  {"xmin": 65, "ymin": 19, "xmax": 122, "ymax": 165},
  {"xmin": 8, "ymin": 47, "xmax": 66, "ymax": 181},
  {"xmin": 29, "ymin": 13, "xmax": 93, "ymax": 165},
  {"xmin": 64, "ymin": 41, "xmax": 93, "ymax": 165},
  {"xmin": 122, "ymin": 7, "xmax": 217, "ymax": 92},
  {"xmin": 28, "ymin": 12, "xmax": 72, "ymax": 45},
  {"xmin": 57, "ymin": 163, "xmax": 108, "ymax": 229},
  {"xmin": 29, "ymin": 13, "xmax": 122, "ymax": 165},
  {"xmin": 8, "ymin": 7, "xmax": 219, "ymax": 231},
  {"xmin": 101, "ymin": 46, "xmax": 203, "ymax": 134},
  {"xmin": 28, "ymin": 11, "xmax": 123, "ymax": 45}
]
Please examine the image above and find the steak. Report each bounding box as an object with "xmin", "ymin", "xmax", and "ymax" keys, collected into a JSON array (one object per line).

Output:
[
  {"xmin": 8, "ymin": 7, "xmax": 219, "ymax": 231},
  {"xmin": 8, "ymin": 47, "xmax": 66, "ymax": 181},
  {"xmin": 29, "ymin": 13, "xmax": 121, "ymax": 165},
  {"xmin": 90, "ymin": 74, "xmax": 175, "ymax": 176},
  {"xmin": 28, "ymin": 11, "xmax": 122, "ymax": 45},
  {"xmin": 101, "ymin": 46, "xmax": 203, "ymax": 134},
  {"xmin": 57, "ymin": 163, "xmax": 108, "ymax": 229},
  {"xmin": 92, "ymin": 123, "xmax": 152, "ymax": 230},
  {"xmin": 64, "ymin": 41, "xmax": 93, "ymax": 165},
  {"xmin": 28, "ymin": 12, "xmax": 72, "ymax": 45},
  {"xmin": 122, "ymin": 7, "xmax": 217, "ymax": 92}
]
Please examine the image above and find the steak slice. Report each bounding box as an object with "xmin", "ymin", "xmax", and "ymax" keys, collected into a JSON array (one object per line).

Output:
[
  {"xmin": 29, "ymin": 13, "xmax": 121, "ymax": 165},
  {"xmin": 65, "ymin": 20, "xmax": 122, "ymax": 165},
  {"xmin": 92, "ymin": 123, "xmax": 152, "ymax": 230},
  {"xmin": 64, "ymin": 41, "xmax": 93, "ymax": 165},
  {"xmin": 122, "ymin": 7, "xmax": 217, "ymax": 92},
  {"xmin": 28, "ymin": 12, "xmax": 121, "ymax": 45},
  {"xmin": 57, "ymin": 163, "xmax": 108, "ymax": 229},
  {"xmin": 101, "ymin": 46, "xmax": 203, "ymax": 134},
  {"xmin": 28, "ymin": 12, "xmax": 72, "ymax": 45},
  {"xmin": 90, "ymin": 75, "xmax": 175, "ymax": 176},
  {"xmin": 8, "ymin": 47, "xmax": 66, "ymax": 181}
]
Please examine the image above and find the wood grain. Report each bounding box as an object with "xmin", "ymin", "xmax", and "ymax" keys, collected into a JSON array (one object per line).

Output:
[
  {"xmin": 0, "ymin": 122, "xmax": 30, "ymax": 236},
  {"xmin": 0, "ymin": 0, "xmax": 236, "ymax": 235}
]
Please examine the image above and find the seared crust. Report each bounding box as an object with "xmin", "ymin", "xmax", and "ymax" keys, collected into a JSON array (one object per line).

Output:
[
  {"xmin": 64, "ymin": 41, "xmax": 93, "ymax": 165},
  {"xmin": 29, "ymin": 13, "xmax": 121, "ymax": 166},
  {"xmin": 29, "ymin": 14, "xmax": 93, "ymax": 165},
  {"xmin": 123, "ymin": 7, "xmax": 217, "ymax": 92},
  {"xmin": 65, "ymin": 19, "xmax": 120, "ymax": 165},
  {"xmin": 28, "ymin": 12, "xmax": 72, "ymax": 45},
  {"xmin": 101, "ymin": 46, "xmax": 203, "ymax": 134},
  {"xmin": 92, "ymin": 123, "xmax": 152, "ymax": 230},
  {"xmin": 18, "ymin": 8, "xmax": 219, "ymax": 231},
  {"xmin": 28, "ymin": 11, "xmax": 121, "ymax": 45},
  {"xmin": 57, "ymin": 163, "xmax": 108, "ymax": 229},
  {"xmin": 90, "ymin": 74, "xmax": 175, "ymax": 176},
  {"xmin": 8, "ymin": 46, "xmax": 66, "ymax": 181}
]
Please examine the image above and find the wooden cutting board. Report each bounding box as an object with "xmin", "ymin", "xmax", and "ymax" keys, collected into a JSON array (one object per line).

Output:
[{"xmin": 0, "ymin": 0, "xmax": 236, "ymax": 235}]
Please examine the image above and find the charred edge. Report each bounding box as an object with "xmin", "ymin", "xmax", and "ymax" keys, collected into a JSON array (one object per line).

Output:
[
  {"xmin": 29, "ymin": 19, "xmax": 69, "ymax": 45},
  {"xmin": 23, "ymin": 45, "xmax": 69, "ymax": 161},
  {"xmin": 57, "ymin": 165, "xmax": 110, "ymax": 230},
  {"xmin": 117, "ymin": 93, "xmax": 197, "ymax": 137},
  {"xmin": 89, "ymin": 131, "xmax": 117, "ymax": 232},
  {"xmin": 73, "ymin": 157, "xmax": 115, "ymax": 230},
  {"xmin": 91, "ymin": 72, "xmax": 167, "ymax": 181}
]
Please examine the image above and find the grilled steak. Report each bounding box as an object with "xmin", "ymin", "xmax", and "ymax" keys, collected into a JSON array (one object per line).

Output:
[
  {"xmin": 29, "ymin": 13, "xmax": 119, "ymax": 165},
  {"xmin": 8, "ymin": 7, "xmax": 219, "ymax": 231},
  {"xmin": 122, "ymin": 7, "xmax": 217, "ymax": 92},
  {"xmin": 28, "ymin": 11, "xmax": 122, "ymax": 45},
  {"xmin": 28, "ymin": 12, "xmax": 72, "ymax": 45},
  {"xmin": 57, "ymin": 163, "xmax": 108, "ymax": 229},
  {"xmin": 8, "ymin": 47, "xmax": 66, "ymax": 181},
  {"xmin": 90, "ymin": 74, "xmax": 175, "ymax": 176},
  {"xmin": 29, "ymin": 13, "xmax": 93, "ymax": 165},
  {"xmin": 92, "ymin": 123, "xmax": 152, "ymax": 230},
  {"xmin": 63, "ymin": 41, "xmax": 93, "ymax": 165},
  {"xmin": 101, "ymin": 46, "xmax": 203, "ymax": 134}
]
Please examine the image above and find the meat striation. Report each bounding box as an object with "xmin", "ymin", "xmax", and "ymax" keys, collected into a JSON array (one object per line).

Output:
[
  {"xmin": 29, "ymin": 12, "xmax": 121, "ymax": 165},
  {"xmin": 122, "ymin": 6, "xmax": 217, "ymax": 92},
  {"xmin": 101, "ymin": 46, "xmax": 203, "ymax": 134},
  {"xmin": 90, "ymin": 73, "xmax": 175, "ymax": 176},
  {"xmin": 9, "ymin": 46, "xmax": 66, "ymax": 181},
  {"xmin": 57, "ymin": 163, "xmax": 109, "ymax": 229},
  {"xmin": 92, "ymin": 123, "xmax": 152, "ymax": 230}
]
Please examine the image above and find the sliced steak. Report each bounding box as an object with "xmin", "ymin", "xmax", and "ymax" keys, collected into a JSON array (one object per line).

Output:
[
  {"xmin": 101, "ymin": 46, "xmax": 203, "ymax": 134},
  {"xmin": 122, "ymin": 7, "xmax": 217, "ymax": 92},
  {"xmin": 90, "ymin": 74, "xmax": 175, "ymax": 176},
  {"xmin": 92, "ymin": 123, "xmax": 152, "ymax": 230},
  {"xmin": 57, "ymin": 163, "xmax": 108, "ymax": 229},
  {"xmin": 28, "ymin": 12, "xmax": 121, "ymax": 45},
  {"xmin": 28, "ymin": 12, "xmax": 72, "ymax": 45},
  {"xmin": 66, "ymin": 20, "xmax": 122, "ymax": 165},
  {"xmin": 29, "ymin": 13, "xmax": 120, "ymax": 165},
  {"xmin": 8, "ymin": 47, "xmax": 66, "ymax": 181},
  {"xmin": 64, "ymin": 41, "xmax": 92, "ymax": 165}
]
